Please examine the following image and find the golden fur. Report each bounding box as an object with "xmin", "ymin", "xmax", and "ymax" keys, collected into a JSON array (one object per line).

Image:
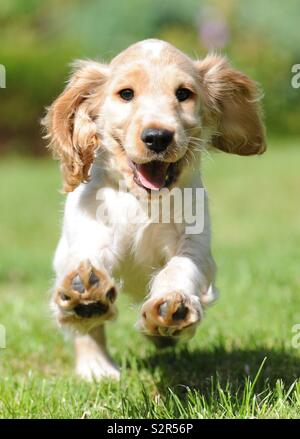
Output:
[
  {"xmin": 43, "ymin": 39, "xmax": 266, "ymax": 381},
  {"xmin": 43, "ymin": 42, "xmax": 266, "ymax": 193}
]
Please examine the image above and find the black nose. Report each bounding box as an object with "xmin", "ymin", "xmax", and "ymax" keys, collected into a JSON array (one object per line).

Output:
[{"xmin": 141, "ymin": 128, "xmax": 174, "ymax": 153}]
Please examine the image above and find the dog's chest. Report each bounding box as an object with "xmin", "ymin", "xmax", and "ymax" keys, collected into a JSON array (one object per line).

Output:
[
  {"xmin": 111, "ymin": 202, "xmax": 180, "ymax": 299},
  {"xmin": 84, "ymin": 184, "xmax": 182, "ymax": 297},
  {"xmin": 114, "ymin": 254, "xmax": 152, "ymax": 301},
  {"xmin": 114, "ymin": 220, "xmax": 175, "ymax": 299}
]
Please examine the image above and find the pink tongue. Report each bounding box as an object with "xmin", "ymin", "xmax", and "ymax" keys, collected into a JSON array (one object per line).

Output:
[{"xmin": 136, "ymin": 161, "xmax": 169, "ymax": 190}]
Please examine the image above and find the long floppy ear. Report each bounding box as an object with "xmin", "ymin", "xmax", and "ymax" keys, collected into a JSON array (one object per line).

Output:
[
  {"xmin": 42, "ymin": 60, "xmax": 109, "ymax": 192},
  {"xmin": 196, "ymin": 55, "xmax": 266, "ymax": 155}
]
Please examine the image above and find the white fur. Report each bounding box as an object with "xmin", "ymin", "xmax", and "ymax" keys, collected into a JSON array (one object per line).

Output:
[
  {"xmin": 75, "ymin": 327, "xmax": 120, "ymax": 381},
  {"xmin": 49, "ymin": 39, "xmax": 223, "ymax": 381},
  {"xmin": 54, "ymin": 167, "xmax": 217, "ymax": 300},
  {"xmin": 139, "ymin": 39, "xmax": 165, "ymax": 58},
  {"xmin": 52, "ymin": 164, "xmax": 218, "ymax": 379}
]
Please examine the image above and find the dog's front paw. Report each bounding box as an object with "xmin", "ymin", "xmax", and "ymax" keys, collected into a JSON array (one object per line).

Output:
[
  {"xmin": 137, "ymin": 292, "xmax": 202, "ymax": 344},
  {"xmin": 53, "ymin": 262, "xmax": 117, "ymax": 332}
]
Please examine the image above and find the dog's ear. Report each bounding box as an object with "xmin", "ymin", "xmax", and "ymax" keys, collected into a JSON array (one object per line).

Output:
[
  {"xmin": 196, "ymin": 55, "xmax": 266, "ymax": 156},
  {"xmin": 42, "ymin": 60, "xmax": 109, "ymax": 192}
]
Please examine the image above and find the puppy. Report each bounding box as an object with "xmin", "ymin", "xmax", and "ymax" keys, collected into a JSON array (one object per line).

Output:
[{"xmin": 43, "ymin": 39, "xmax": 266, "ymax": 381}]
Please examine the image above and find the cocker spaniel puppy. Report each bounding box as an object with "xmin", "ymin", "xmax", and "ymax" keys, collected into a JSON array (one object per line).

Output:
[{"xmin": 43, "ymin": 39, "xmax": 266, "ymax": 381}]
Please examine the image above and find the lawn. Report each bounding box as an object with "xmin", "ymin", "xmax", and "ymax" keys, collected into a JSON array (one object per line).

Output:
[{"xmin": 0, "ymin": 139, "xmax": 300, "ymax": 419}]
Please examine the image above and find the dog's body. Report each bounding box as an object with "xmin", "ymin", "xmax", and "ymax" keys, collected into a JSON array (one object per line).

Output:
[{"xmin": 43, "ymin": 39, "xmax": 266, "ymax": 381}]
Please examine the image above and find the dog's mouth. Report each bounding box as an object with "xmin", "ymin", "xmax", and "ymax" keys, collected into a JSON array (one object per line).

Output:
[{"xmin": 129, "ymin": 160, "xmax": 178, "ymax": 191}]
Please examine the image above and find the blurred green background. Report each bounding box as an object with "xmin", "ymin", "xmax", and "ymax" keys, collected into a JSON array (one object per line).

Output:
[{"xmin": 0, "ymin": 0, "xmax": 300, "ymax": 155}]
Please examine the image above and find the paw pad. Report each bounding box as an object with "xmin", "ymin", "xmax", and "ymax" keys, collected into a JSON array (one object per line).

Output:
[
  {"xmin": 106, "ymin": 287, "xmax": 117, "ymax": 303},
  {"xmin": 139, "ymin": 292, "xmax": 201, "ymax": 341},
  {"xmin": 74, "ymin": 301, "xmax": 109, "ymax": 318},
  {"xmin": 88, "ymin": 271, "xmax": 100, "ymax": 287},
  {"xmin": 71, "ymin": 275, "xmax": 85, "ymax": 294},
  {"xmin": 171, "ymin": 303, "xmax": 188, "ymax": 321},
  {"xmin": 54, "ymin": 262, "xmax": 118, "ymax": 328}
]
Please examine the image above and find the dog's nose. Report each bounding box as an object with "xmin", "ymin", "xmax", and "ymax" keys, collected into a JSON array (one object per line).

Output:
[{"xmin": 141, "ymin": 128, "xmax": 174, "ymax": 153}]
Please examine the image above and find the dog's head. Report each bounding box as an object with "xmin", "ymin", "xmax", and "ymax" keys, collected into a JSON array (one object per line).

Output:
[{"xmin": 43, "ymin": 39, "xmax": 266, "ymax": 193}]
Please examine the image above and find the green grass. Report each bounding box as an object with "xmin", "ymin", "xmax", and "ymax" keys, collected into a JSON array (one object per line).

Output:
[{"xmin": 1, "ymin": 139, "xmax": 300, "ymax": 418}]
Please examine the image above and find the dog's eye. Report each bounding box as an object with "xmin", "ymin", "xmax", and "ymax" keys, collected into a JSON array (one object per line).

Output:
[
  {"xmin": 119, "ymin": 89, "xmax": 134, "ymax": 101},
  {"xmin": 176, "ymin": 88, "xmax": 192, "ymax": 102}
]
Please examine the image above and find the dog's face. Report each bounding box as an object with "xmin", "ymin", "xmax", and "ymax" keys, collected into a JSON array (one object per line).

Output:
[
  {"xmin": 101, "ymin": 41, "xmax": 202, "ymax": 191},
  {"xmin": 43, "ymin": 39, "xmax": 266, "ymax": 192}
]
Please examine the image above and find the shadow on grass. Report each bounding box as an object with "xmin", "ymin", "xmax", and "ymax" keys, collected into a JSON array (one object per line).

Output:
[{"xmin": 138, "ymin": 345, "xmax": 300, "ymax": 396}]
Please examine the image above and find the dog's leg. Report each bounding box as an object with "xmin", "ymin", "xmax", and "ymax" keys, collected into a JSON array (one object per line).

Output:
[
  {"xmin": 137, "ymin": 180, "xmax": 219, "ymax": 344},
  {"xmin": 53, "ymin": 258, "xmax": 120, "ymax": 381},
  {"xmin": 51, "ymin": 186, "xmax": 125, "ymax": 380},
  {"xmin": 75, "ymin": 325, "xmax": 120, "ymax": 381},
  {"xmin": 138, "ymin": 244, "xmax": 218, "ymax": 345}
]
